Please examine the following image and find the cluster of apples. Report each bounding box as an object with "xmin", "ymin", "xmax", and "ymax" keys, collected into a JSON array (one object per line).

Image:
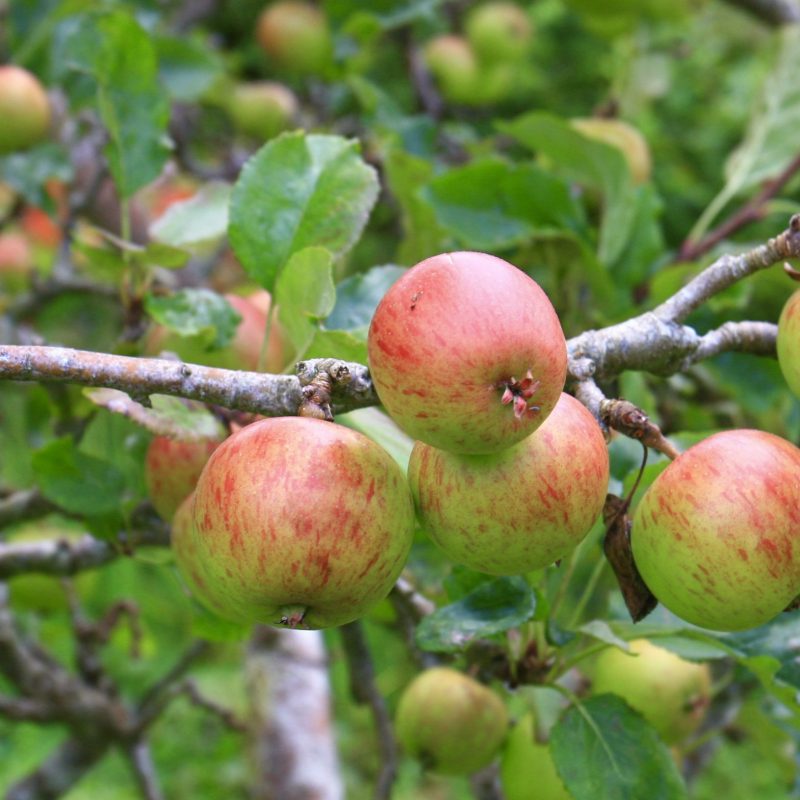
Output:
[{"xmin": 394, "ymin": 638, "xmax": 711, "ymax": 789}]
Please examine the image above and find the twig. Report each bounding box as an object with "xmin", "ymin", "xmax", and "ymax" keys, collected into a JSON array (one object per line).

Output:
[
  {"xmin": 0, "ymin": 489, "xmax": 55, "ymax": 530},
  {"xmin": 126, "ymin": 739, "xmax": 165, "ymax": 800},
  {"xmin": 339, "ymin": 622, "xmax": 398, "ymax": 800},
  {"xmin": 720, "ymin": 0, "xmax": 800, "ymax": 23}
]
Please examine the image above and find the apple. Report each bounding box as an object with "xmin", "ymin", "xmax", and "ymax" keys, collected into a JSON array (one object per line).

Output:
[
  {"xmin": 256, "ymin": 1, "xmax": 333, "ymax": 76},
  {"xmin": 0, "ymin": 231, "xmax": 33, "ymax": 291},
  {"xmin": 395, "ymin": 667, "xmax": 508, "ymax": 775},
  {"xmin": 570, "ymin": 118, "xmax": 652, "ymax": 184},
  {"xmin": 501, "ymin": 714, "xmax": 571, "ymax": 800},
  {"xmin": 226, "ymin": 81, "xmax": 298, "ymax": 142},
  {"xmin": 145, "ymin": 292, "xmax": 288, "ymax": 373},
  {"xmin": 465, "ymin": 2, "xmax": 534, "ymax": 65},
  {"xmin": 145, "ymin": 435, "xmax": 224, "ymax": 521},
  {"xmin": 368, "ymin": 251, "xmax": 567, "ymax": 455},
  {"xmin": 590, "ymin": 639, "xmax": 711, "ymax": 744},
  {"xmin": 777, "ymin": 289, "xmax": 800, "ymax": 398},
  {"xmin": 631, "ymin": 429, "xmax": 800, "ymax": 631},
  {"xmin": 0, "ymin": 65, "xmax": 51, "ymax": 154},
  {"xmin": 422, "ymin": 36, "xmax": 481, "ymax": 106},
  {"xmin": 408, "ymin": 393, "xmax": 608, "ymax": 575},
  {"xmin": 186, "ymin": 416, "xmax": 415, "ymax": 628}
]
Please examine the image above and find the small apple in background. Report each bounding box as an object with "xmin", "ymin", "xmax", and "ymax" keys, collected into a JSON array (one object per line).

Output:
[
  {"xmin": 145, "ymin": 291, "xmax": 288, "ymax": 373},
  {"xmin": 570, "ymin": 117, "xmax": 652, "ymax": 184},
  {"xmin": 422, "ymin": 36, "xmax": 481, "ymax": 106},
  {"xmin": 465, "ymin": 2, "xmax": 534, "ymax": 64},
  {"xmin": 631, "ymin": 429, "xmax": 800, "ymax": 631},
  {"xmin": 777, "ymin": 288, "xmax": 800, "ymax": 398},
  {"xmin": 186, "ymin": 416, "xmax": 415, "ymax": 628},
  {"xmin": 501, "ymin": 714, "xmax": 571, "ymax": 800},
  {"xmin": 145, "ymin": 435, "xmax": 224, "ymax": 521},
  {"xmin": 0, "ymin": 231, "xmax": 33, "ymax": 292},
  {"xmin": 225, "ymin": 81, "xmax": 299, "ymax": 141},
  {"xmin": 256, "ymin": 1, "xmax": 333, "ymax": 76},
  {"xmin": 408, "ymin": 393, "xmax": 609, "ymax": 575},
  {"xmin": 395, "ymin": 667, "xmax": 508, "ymax": 775},
  {"xmin": 367, "ymin": 251, "xmax": 567, "ymax": 455},
  {"xmin": 0, "ymin": 65, "xmax": 51, "ymax": 154},
  {"xmin": 590, "ymin": 639, "xmax": 711, "ymax": 744}
]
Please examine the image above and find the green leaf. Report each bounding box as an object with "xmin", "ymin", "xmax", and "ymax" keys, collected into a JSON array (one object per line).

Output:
[
  {"xmin": 144, "ymin": 289, "xmax": 241, "ymax": 350},
  {"xmin": 141, "ymin": 242, "xmax": 190, "ymax": 270},
  {"xmin": 55, "ymin": 10, "xmax": 170, "ymax": 198},
  {"xmin": 416, "ymin": 576, "xmax": 537, "ymax": 653},
  {"xmin": 228, "ymin": 132, "xmax": 379, "ymax": 291},
  {"xmin": 550, "ymin": 695, "xmax": 688, "ymax": 800},
  {"xmin": 302, "ymin": 328, "xmax": 368, "ymax": 364},
  {"xmin": 579, "ymin": 620, "xmax": 631, "ymax": 651},
  {"xmin": 422, "ymin": 158, "xmax": 585, "ymax": 251},
  {"xmin": 337, "ymin": 407, "xmax": 415, "ymax": 472},
  {"xmin": 31, "ymin": 437, "xmax": 125, "ymax": 518},
  {"xmin": 275, "ymin": 247, "xmax": 336, "ymax": 361},
  {"xmin": 498, "ymin": 112, "xmax": 636, "ymax": 266},
  {"xmin": 690, "ymin": 26, "xmax": 800, "ymax": 243},
  {"xmin": 0, "ymin": 143, "xmax": 72, "ymax": 211},
  {"xmin": 729, "ymin": 614, "xmax": 800, "ymax": 692},
  {"xmin": 325, "ymin": 264, "xmax": 405, "ymax": 332},
  {"xmin": 154, "ymin": 34, "xmax": 224, "ymax": 102},
  {"xmin": 149, "ymin": 182, "xmax": 231, "ymax": 249}
]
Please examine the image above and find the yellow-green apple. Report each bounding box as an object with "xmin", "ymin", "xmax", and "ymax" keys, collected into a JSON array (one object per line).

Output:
[
  {"xmin": 145, "ymin": 435, "xmax": 224, "ymax": 521},
  {"xmin": 256, "ymin": 1, "xmax": 333, "ymax": 75},
  {"xmin": 0, "ymin": 65, "xmax": 51, "ymax": 154},
  {"xmin": 570, "ymin": 118, "xmax": 652, "ymax": 184},
  {"xmin": 226, "ymin": 81, "xmax": 298, "ymax": 141},
  {"xmin": 186, "ymin": 417, "xmax": 415, "ymax": 628},
  {"xmin": 501, "ymin": 714, "xmax": 571, "ymax": 800},
  {"xmin": 777, "ymin": 289, "xmax": 800, "ymax": 398},
  {"xmin": 145, "ymin": 292, "xmax": 287, "ymax": 373},
  {"xmin": 368, "ymin": 251, "xmax": 567, "ymax": 455},
  {"xmin": 395, "ymin": 667, "xmax": 508, "ymax": 775},
  {"xmin": 632, "ymin": 429, "xmax": 800, "ymax": 631},
  {"xmin": 590, "ymin": 639, "xmax": 711, "ymax": 743},
  {"xmin": 423, "ymin": 35, "xmax": 480, "ymax": 106},
  {"xmin": 408, "ymin": 393, "xmax": 608, "ymax": 574},
  {"xmin": 465, "ymin": 2, "xmax": 534, "ymax": 64}
]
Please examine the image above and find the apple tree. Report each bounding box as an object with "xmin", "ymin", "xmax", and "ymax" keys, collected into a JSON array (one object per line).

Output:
[{"xmin": 2, "ymin": 1, "xmax": 800, "ymax": 798}]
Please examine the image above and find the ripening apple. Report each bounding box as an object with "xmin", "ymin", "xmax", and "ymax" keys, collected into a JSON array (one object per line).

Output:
[
  {"xmin": 0, "ymin": 231, "xmax": 33, "ymax": 292},
  {"xmin": 145, "ymin": 435, "xmax": 224, "ymax": 521},
  {"xmin": 777, "ymin": 289, "xmax": 800, "ymax": 398},
  {"xmin": 0, "ymin": 65, "xmax": 51, "ymax": 154},
  {"xmin": 226, "ymin": 81, "xmax": 299, "ymax": 141},
  {"xmin": 368, "ymin": 251, "xmax": 567, "ymax": 455},
  {"xmin": 395, "ymin": 667, "xmax": 509, "ymax": 775},
  {"xmin": 590, "ymin": 639, "xmax": 711, "ymax": 744},
  {"xmin": 423, "ymin": 36, "xmax": 481, "ymax": 106},
  {"xmin": 408, "ymin": 393, "xmax": 609, "ymax": 575},
  {"xmin": 186, "ymin": 417, "xmax": 415, "ymax": 628},
  {"xmin": 145, "ymin": 292, "xmax": 288, "ymax": 373},
  {"xmin": 256, "ymin": 1, "xmax": 333, "ymax": 75},
  {"xmin": 465, "ymin": 2, "xmax": 534, "ymax": 64},
  {"xmin": 632, "ymin": 429, "xmax": 800, "ymax": 631},
  {"xmin": 570, "ymin": 118, "xmax": 652, "ymax": 184},
  {"xmin": 501, "ymin": 714, "xmax": 571, "ymax": 800}
]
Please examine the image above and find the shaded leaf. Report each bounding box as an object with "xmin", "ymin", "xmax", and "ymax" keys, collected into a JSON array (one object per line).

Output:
[
  {"xmin": 145, "ymin": 289, "xmax": 241, "ymax": 350},
  {"xmin": 325, "ymin": 264, "xmax": 405, "ymax": 332},
  {"xmin": 154, "ymin": 34, "xmax": 224, "ymax": 102},
  {"xmin": 149, "ymin": 182, "xmax": 231, "ymax": 248}
]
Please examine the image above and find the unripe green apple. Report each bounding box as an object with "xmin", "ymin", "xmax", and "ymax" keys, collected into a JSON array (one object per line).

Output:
[
  {"xmin": 408, "ymin": 393, "xmax": 609, "ymax": 575},
  {"xmin": 145, "ymin": 292, "xmax": 287, "ymax": 373},
  {"xmin": 145, "ymin": 435, "xmax": 224, "ymax": 521},
  {"xmin": 187, "ymin": 417, "xmax": 415, "ymax": 628},
  {"xmin": 777, "ymin": 289, "xmax": 800, "ymax": 398},
  {"xmin": 395, "ymin": 667, "xmax": 508, "ymax": 775},
  {"xmin": 226, "ymin": 81, "xmax": 298, "ymax": 141},
  {"xmin": 423, "ymin": 36, "xmax": 481, "ymax": 106},
  {"xmin": 465, "ymin": 2, "xmax": 534, "ymax": 65},
  {"xmin": 632, "ymin": 429, "xmax": 800, "ymax": 631},
  {"xmin": 570, "ymin": 118, "xmax": 652, "ymax": 184},
  {"xmin": 256, "ymin": 1, "xmax": 333, "ymax": 75},
  {"xmin": 501, "ymin": 714, "xmax": 571, "ymax": 800},
  {"xmin": 0, "ymin": 65, "xmax": 51, "ymax": 154},
  {"xmin": 590, "ymin": 639, "xmax": 711, "ymax": 744},
  {"xmin": 368, "ymin": 251, "xmax": 567, "ymax": 455}
]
